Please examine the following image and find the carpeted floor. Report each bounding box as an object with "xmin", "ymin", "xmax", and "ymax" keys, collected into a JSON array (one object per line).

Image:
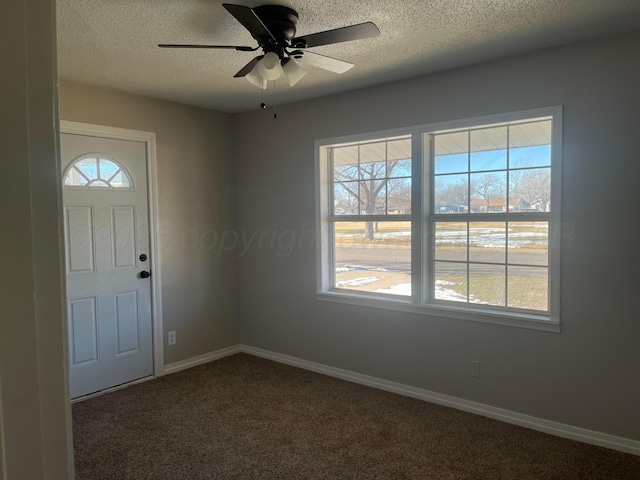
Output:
[{"xmin": 73, "ymin": 353, "xmax": 640, "ymax": 479}]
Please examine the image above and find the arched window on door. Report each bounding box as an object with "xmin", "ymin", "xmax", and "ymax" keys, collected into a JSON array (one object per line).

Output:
[{"xmin": 64, "ymin": 154, "xmax": 134, "ymax": 189}]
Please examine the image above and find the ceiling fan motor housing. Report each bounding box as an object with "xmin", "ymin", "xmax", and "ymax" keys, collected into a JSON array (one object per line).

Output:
[{"xmin": 253, "ymin": 5, "xmax": 299, "ymax": 53}]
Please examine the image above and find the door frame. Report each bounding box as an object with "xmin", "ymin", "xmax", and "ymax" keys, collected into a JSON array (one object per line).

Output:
[{"xmin": 60, "ymin": 120, "xmax": 165, "ymax": 379}]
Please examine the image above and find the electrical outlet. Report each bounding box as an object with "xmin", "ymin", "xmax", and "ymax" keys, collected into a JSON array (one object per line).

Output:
[
  {"xmin": 168, "ymin": 330, "xmax": 176, "ymax": 346},
  {"xmin": 470, "ymin": 360, "xmax": 481, "ymax": 378}
]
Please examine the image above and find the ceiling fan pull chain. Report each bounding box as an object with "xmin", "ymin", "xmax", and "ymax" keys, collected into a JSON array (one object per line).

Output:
[{"xmin": 273, "ymin": 79, "xmax": 277, "ymax": 119}]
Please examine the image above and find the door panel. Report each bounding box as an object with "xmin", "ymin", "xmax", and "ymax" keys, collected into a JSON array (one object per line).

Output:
[
  {"xmin": 65, "ymin": 206, "xmax": 95, "ymax": 274},
  {"xmin": 68, "ymin": 296, "xmax": 99, "ymax": 366},
  {"xmin": 61, "ymin": 133, "xmax": 153, "ymax": 398},
  {"xmin": 111, "ymin": 206, "xmax": 137, "ymax": 269},
  {"xmin": 114, "ymin": 290, "xmax": 140, "ymax": 355}
]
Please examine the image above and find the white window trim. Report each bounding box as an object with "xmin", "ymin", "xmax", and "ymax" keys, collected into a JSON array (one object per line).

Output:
[{"xmin": 315, "ymin": 106, "xmax": 562, "ymax": 333}]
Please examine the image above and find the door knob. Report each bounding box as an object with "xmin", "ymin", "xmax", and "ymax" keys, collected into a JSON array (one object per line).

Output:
[{"xmin": 140, "ymin": 270, "xmax": 151, "ymax": 279}]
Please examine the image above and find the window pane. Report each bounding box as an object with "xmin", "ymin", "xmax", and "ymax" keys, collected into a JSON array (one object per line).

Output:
[
  {"xmin": 510, "ymin": 145, "xmax": 551, "ymax": 168},
  {"xmin": 435, "ymin": 153, "xmax": 468, "ymax": 175},
  {"xmin": 434, "ymin": 261, "xmax": 467, "ymax": 303},
  {"xmin": 435, "ymin": 222, "xmax": 467, "ymax": 262},
  {"xmin": 507, "ymin": 266, "xmax": 548, "ymax": 311},
  {"xmin": 509, "ymin": 120, "xmax": 551, "ymax": 168},
  {"xmin": 358, "ymin": 160, "xmax": 387, "ymax": 181},
  {"xmin": 75, "ymin": 157, "xmax": 98, "ymax": 179},
  {"xmin": 334, "ymin": 164, "xmax": 359, "ymax": 180},
  {"xmin": 334, "ymin": 182, "xmax": 359, "ymax": 215},
  {"xmin": 109, "ymin": 170, "xmax": 131, "ymax": 188},
  {"xmin": 390, "ymin": 159, "xmax": 411, "ymax": 178},
  {"xmin": 66, "ymin": 167, "xmax": 88, "ymax": 186},
  {"xmin": 508, "ymin": 222, "xmax": 548, "ymax": 266},
  {"xmin": 332, "ymin": 145, "xmax": 358, "ymax": 169},
  {"xmin": 469, "ymin": 222, "xmax": 506, "ymax": 264},
  {"xmin": 434, "ymin": 131, "xmax": 468, "ymax": 175},
  {"xmin": 470, "ymin": 172, "xmax": 507, "ymax": 213},
  {"xmin": 509, "ymin": 167, "xmax": 550, "ymax": 212},
  {"xmin": 434, "ymin": 174, "xmax": 468, "ymax": 214},
  {"xmin": 387, "ymin": 178, "xmax": 411, "ymax": 214},
  {"xmin": 470, "ymin": 126, "xmax": 507, "ymax": 172},
  {"xmin": 469, "ymin": 264, "xmax": 505, "ymax": 306},
  {"xmin": 359, "ymin": 141, "xmax": 386, "ymax": 164},
  {"xmin": 99, "ymin": 159, "xmax": 119, "ymax": 179},
  {"xmin": 359, "ymin": 180, "xmax": 386, "ymax": 214},
  {"xmin": 387, "ymin": 138, "xmax": 412, "ymax": 161},
  {"xmin": 334, "ymin": 221, "xmax": 411, "ymax": 296}
]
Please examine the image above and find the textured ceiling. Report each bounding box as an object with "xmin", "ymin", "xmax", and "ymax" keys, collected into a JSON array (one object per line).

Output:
[{"xmin": 57, "ymin": 0, "xmax": 640, "ymax": 113}]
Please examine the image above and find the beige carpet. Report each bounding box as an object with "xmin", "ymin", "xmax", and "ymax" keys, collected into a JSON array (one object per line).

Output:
[{"xmin": 73, "ymin": 353, "xmax": 640, "ymax": 479}]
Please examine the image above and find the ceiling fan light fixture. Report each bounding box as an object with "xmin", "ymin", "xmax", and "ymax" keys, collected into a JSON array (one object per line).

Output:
[
  {"xmin": 282, "ymin": 58, "xmax": 307, "ymax": 87},
  {"xmin": 257, "ymin": 51, "xmax": 283, "ymax": 80},
  {"xmin": 245, "ymin": 65, "xmax": 267, "ymax": 89}
]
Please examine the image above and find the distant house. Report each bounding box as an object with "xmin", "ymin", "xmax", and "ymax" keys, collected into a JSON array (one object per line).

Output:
[
  {"xmin": 470, "ymin": 198, "xmax": 508, "ymax": 213},
  {"xmin": 438, "ymin": 204, "xmax": 468, "ymax": 213},
  {"xmin": 468, "ymin": 198, "xmax": 549, "ymax": 213}
]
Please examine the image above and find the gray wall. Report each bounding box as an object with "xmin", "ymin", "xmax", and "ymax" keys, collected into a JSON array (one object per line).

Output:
[
  {"xmin": 59, "ymin": 82, "xmax": 240, "ymax": 364},
  {"xmin": 1, "ymin": 0, "xmax": 74, "ymax": 477},
  {"xmin": 234, "ymin": 32, "xmax": 640, "ymax": 440}
]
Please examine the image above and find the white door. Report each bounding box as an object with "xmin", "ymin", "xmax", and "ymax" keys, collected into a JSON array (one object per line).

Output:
[{"xmin": 61, "ymin": 133, "xmax": 154, "ymax": 399}]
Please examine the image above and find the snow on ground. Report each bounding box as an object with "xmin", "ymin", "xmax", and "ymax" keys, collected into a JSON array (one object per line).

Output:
[
  {"xmin": 375, "ymin": 280, "xmax": 472, "ymax": 300},
  {"xmin": 337, "ymin": 228, "xmax": 547, "ymax": 248},
  {"xmin": 336, "ymin": 265, "xmax": 389, "ymax": 273},
  {"xmin": 434, "ymin": 280, "xmax": 468, "ymax": 302},
  {"xmin": 376, "ymin": 283, "xmax": 412, "ymax": 295},
  {"xmin": 335, "ymin": 265, "xmax": 367, "ymax": 272},
  {"xmin": 436, "ymin": 229, "xmax": 547, "ymax": 248},
  {"xmin": 336, "ymin": 277, "xmax": 380, "ymax": 287}
]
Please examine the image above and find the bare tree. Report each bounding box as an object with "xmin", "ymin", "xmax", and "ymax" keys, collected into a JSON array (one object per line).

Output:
[
  {"xmin": 471, "ymin": 173, "xmax": 504, "ymax": 212},
  {"xmin": 335, "ymin": 160, "xmax": 407, "ymax": 240},
  {"xmin": 510, "ymin": 169, "xmax": 550, "ymax": 211},
  {"xmin": 435, "ymin": 179, "xmax": 468, "ymax": 212},
  {"xmin": 387, "ymin": 178, "xmax": 411, "ymax": 213}
]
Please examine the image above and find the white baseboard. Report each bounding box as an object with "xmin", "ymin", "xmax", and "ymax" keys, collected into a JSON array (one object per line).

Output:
[
  {"xmin": 164, "ymin": 345, "xmax": 242, "ymax": 375},
  {"xmin": 237, "ymin": 344, "xmax": 640, "ymax": 456},
  {"xmin": 160, "ymin": 343, "xmax": 639, "ymax": 456}
]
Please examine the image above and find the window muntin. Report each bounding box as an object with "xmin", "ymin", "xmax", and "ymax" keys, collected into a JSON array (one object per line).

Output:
[
  {"xmin": 330, "ymin": 136, "xmax": 412, "ymax": 296},
  {"xmin": 64, "ymin": 155, "xmax": 133, "ymax": 189},
  {"xmin": 317, "ymin": 108, "xmax": 561, "ymax": 328}
]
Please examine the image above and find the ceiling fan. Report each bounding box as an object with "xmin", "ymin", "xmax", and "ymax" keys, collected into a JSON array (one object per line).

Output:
[{"xmin": 158, "ymin": 3, "xmax": 380, "ymax": 88}]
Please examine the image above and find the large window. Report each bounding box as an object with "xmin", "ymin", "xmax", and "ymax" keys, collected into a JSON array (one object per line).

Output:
[
  {"xmin": 331, "ymin": 137, "xmax": 412, "ymax": 296},
  {"xmin": 316, "ymin": 108, "xmax": 561, "ymax": 330}
]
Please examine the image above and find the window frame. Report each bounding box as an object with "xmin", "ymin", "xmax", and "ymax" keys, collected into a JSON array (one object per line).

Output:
[
  {"xmin": 328, "ymin": 136, "xmax": 413, "ymax": 295},
  {"xmin": 63, "ymin": 153, "xmax": 136, "ymax": 190},
  {"xmin": 316, "ymin": 106, "xmax": 562, "ymax": 332}
]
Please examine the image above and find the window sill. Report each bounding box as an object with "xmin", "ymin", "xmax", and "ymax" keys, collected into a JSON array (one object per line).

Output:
[{"xmin": 316, "ymin": 291, "xmax": 560, "ymax": 333}]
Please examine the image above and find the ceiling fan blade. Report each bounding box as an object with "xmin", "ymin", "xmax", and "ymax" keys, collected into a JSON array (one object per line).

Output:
[
  {"xmin": 294, "ymin": 51, "xmax": 354, "ymax": 74},
  {"xmin": 291, "ymin": 22, "xmax": 379, "ymax": 49},
  {"xmin": 222, "ymin": 3, "xmax": 277, "ymax": 42},
  {"xmin": 233, "ymin": 56, "xmax": 262, "ymax": 78},
  {"xmin": 158, "ymin": 44, "xmax": 256, "ymax": 51}
]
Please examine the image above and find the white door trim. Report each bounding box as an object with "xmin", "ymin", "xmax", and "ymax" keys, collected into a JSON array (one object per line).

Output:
[{"xmin": 60, "ymin": 120, "xmax": 165, "ymax": 377}]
